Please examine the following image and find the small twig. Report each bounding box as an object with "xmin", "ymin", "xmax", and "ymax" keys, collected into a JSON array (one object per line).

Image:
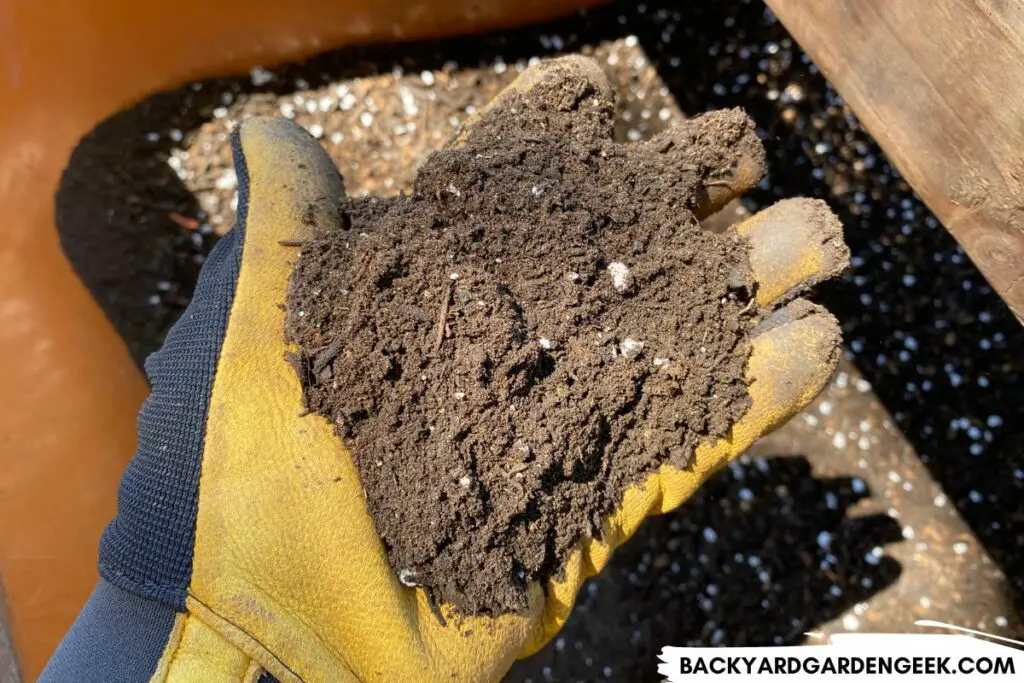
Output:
[
  {"xmin": 434, "ymin": 279, "xmax": 454, "ymax": 352},
  {"xmin": 311, "ymin": 340, "xmax": 343, "ymax": 376},
  {"xmin": 738, "ymin": 298, "xmax": 756, "ymax": 315},
  {"xmin": 112, "ymin": 166, "xmax": 140, "ymax": 186},
  {"xmin": 425, "ymin": 591, "xmax": 448, "ymax": 627},
  {"xmin": 167, "ymin": 211, "xmax": 200, "ymax": 231},
  {"xmin": 503, "ymin": 469, "xmax": 526, "ymax": 498},
  {"xmin": 634, "ymin": 303, "xmax": 677, "ymax": 312},
  {"xmin": 278, "ymin": 239, "xmax": 307, "ymax": 247}
]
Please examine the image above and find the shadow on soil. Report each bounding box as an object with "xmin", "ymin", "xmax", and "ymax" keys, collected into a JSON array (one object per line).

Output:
[{"xmin": 507, "ymin": 454, "xmax": 903, "ymax": 681}]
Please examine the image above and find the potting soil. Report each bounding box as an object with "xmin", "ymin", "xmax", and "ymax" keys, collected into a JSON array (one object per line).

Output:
[{"xmin": 286, "ymin": 62, "xmax": 765, "ymax": 614}]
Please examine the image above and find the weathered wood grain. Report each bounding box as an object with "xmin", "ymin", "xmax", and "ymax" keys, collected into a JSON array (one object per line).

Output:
[{"xmin": 767, "ymin": 0, "xmax": 1024, "ymax": 324}]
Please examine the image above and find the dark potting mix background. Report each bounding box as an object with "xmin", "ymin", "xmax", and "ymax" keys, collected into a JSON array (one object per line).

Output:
[{"xmin": 55, "ymin": 1, "xmax": 1024, "ymax": 680}]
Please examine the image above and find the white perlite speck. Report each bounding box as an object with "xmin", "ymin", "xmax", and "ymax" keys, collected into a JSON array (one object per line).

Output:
[
  {"xmin": 399, "ymin": 87, "xmax": 418, "ymax": 117},
  {"xmin": 397, "ymin": 569, "xmax": 419, "ymax": 587},
  {"xmin": 606, "ymin": 262, "xmax": 635, "ymax": 294},
  {"xmin": 215, "ymin": 168, "xmax": 237, "ymax": 191},
  {"xmin": 250, "ymin": 66, "xmax": 274, "ymax": 86},
  {"xmin": 619, "ymin": 338, "xmax": 645, "ymax": 359},
  {"xmin": 538, "ymin": 338, "xmax": 555, "ymax": 350},
  {"xmin": 339, "ymin": 92, "xmax": 357, "ymax": 111}
]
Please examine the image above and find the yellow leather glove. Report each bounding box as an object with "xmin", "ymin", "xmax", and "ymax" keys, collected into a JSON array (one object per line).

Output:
[{"xmin": 45, "ymin": 57, "xmax": 847, "ymax": 683}]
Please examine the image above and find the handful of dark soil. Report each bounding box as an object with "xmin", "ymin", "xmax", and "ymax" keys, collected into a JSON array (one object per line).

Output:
[{"xmin": 286, "ymin": 59, "xmax": 766, "ymax": 615}]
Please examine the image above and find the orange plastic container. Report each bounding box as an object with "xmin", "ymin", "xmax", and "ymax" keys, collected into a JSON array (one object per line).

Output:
[{"xmin": 0, "ymin": 1, "xmax": 596, "ymax": 676}]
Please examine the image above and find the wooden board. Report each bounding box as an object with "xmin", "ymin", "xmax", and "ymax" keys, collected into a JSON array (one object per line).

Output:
[{"xmin": 766, "ymin": 0, "xmax": 1024, "ymax": 324}]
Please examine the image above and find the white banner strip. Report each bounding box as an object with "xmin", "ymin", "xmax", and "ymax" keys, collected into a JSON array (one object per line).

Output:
[{"xmin": 658, "ymin": 622, "xmax": 1024, "ymax": 681}]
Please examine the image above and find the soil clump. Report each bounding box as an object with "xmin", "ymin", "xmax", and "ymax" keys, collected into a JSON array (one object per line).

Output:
[{"xmin": 287, "ymin": 58, "xmax": 765, "ymax": 614}]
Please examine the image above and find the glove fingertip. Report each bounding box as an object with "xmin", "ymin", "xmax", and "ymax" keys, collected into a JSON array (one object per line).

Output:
[
  {"xmin": 233, "ymin": 117, "xmax": 347, "ymax": 247},
  {"xmin": 745, "ymin": 298, "xmax": 842, "ymax": 433},
  {"xmin": 738, "ymin": 198, "xmax": 850, "ymax": 307}
]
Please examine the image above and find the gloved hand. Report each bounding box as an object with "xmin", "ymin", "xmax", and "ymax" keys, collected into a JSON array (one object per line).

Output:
[{"xmin": 45, "ymin": 57, "xmax": 846, "ymax": 683}]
